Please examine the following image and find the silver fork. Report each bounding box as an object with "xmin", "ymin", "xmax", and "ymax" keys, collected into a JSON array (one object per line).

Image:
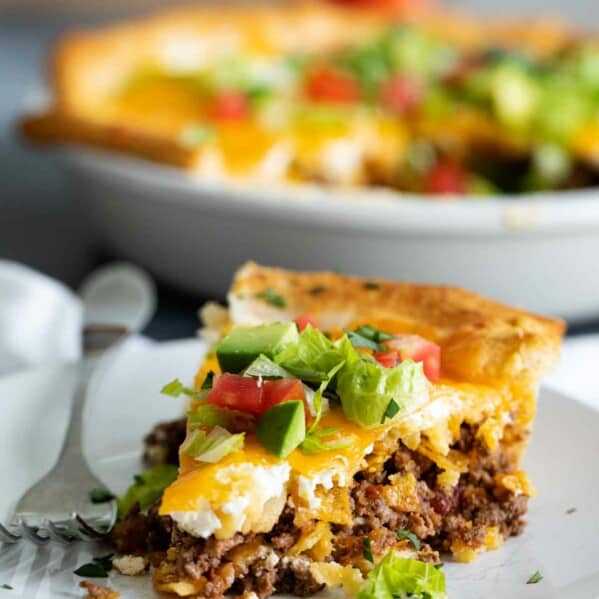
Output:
[{"xmin": 0, "ymin": 325, "xmax": 127, "ymax": 545}]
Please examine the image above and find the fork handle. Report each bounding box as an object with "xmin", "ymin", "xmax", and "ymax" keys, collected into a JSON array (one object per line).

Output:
[
  {"xmin": 52, "ymin": 330, "xmax": 127, "ymax": 477},
  {"xmin": 53, "ymin": 357, "xmax": 98, "ymax": 475}
]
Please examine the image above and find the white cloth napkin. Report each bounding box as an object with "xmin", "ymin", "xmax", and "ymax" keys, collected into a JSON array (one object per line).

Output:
[{"xmin": 0, "ymin": 260, "xmax": 82, "ymax": 375}]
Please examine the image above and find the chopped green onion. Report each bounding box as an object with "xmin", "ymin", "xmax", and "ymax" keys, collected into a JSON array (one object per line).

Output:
[
  {"xmin": 344, "ymin": 325, "xmax": 393, "ymax": 351},
  {"xmin": 364, "ymin": 281, "xmax": 380, "ymax": 290},
  {"xmin": 309, "ymin": 285, "xmax": 326, "ymax": 295},
  {"xmin": 1, "ymin": 584, "xmax": 13, "ymax": 590},
  {"xmin": 397, "ymin": 529, "xmax": 421, "ymax": 551},
  {"xmin": 201, "ymin": 371, "xmax": 215, "ymax": 390},
  {"xmin": 363, "ymin": 537, "xmax": 374, "ymax": 563},
  {"xmin": 381, "ymin": 399, "xmax": 400, "ymax": 423},
  {"xmin": 257, "ymin": 288, "xmax": 286, "ymax": 308},
  {"xmin": 566, "ymin": 507, "xmax": 577, "ymax": 515},
  {"xmin": 354, "ymin": 325, "xmax": 394, "ymax": 344},
  {"xmin": 181, "ymin": 426, "xmax": 245, "ymax": 463},
  {"xmin": 344, "ymin": 329, "xmax": 382, "ymax": 351}
]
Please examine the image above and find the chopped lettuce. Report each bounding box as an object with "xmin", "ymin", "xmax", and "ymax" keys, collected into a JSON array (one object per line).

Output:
[
  {"xmin": 337, "ymin": 358, "xmax": 428, "ymax": 429},
  {"xmin": 180, "ymin": 426, "xmax": 245, "ymax": 463},
  {"xmin": 243, "ymin": 354, "xmax": 293, "ymax": 379},
  {"xmin": 274, "ymin": 325, "xmax": 345, "ymax": 381},
  {"xmin": 491, "ymin": 63, "xmax": 540, "ymax": 130},
  {"xmin": 333, "ymin": 334, "xmax": 362, "ymax": 369},
  {"xmin": 300, "ymin": 426, "xmax": 353, "ymax": 454},
  {"xmin": 357, "ymin": 553, "xmax": 447, "ymax": 599},
  {"xmin": 117, "ymin": 464, "xmax": 178, "ymax": 518},
  {"xmin": 308, "ymin": 359, "xmax": 346, "ymax": 429}
]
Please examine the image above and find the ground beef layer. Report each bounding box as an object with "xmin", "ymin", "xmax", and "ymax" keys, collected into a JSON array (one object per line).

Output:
[{"xmin": 112, "ymin": 419, "xmax": 528, "ymax": 598}]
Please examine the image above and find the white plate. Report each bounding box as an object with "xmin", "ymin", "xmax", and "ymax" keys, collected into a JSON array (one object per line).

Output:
[
  {"xmin": 61, "ymin": 148, "xmax": 599, "ymax": 320},
  {"xmin": 1, "ymin": 336, "xmax": 598, "ymax": 598}
]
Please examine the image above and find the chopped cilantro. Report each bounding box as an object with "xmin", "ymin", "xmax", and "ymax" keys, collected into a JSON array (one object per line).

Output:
[
  {"xmin": 364, "ymin": 281, "xmax": 380, "ymax": 290},
  {"xmin": 89, "ymin": 488, "xmax": 115, "ymax": 504},
  {"xmin": 257, "ymin": 288, "xmax": 286, "ymax": 308},
  {"xmin": 161, "ymin": 378, "xmax": 194, "ymax": 397},
  {"xmin": 526, "ymin": 570, "xmax": 543, "ymax": 584},
  {"xmin": 74, "ymin": 554, "xmax": 113, "ymax": 578},
  {"xmin": 309, "ymin": 285, "xmax": 326, "ymax": 295},
  {"xmin": 363, "ymin": 537, "xmax": 374, "ymax": 563},
  {"xmin": 381, "ymin": 399, "xmax": 400, "ymax": 423},
  {"xmin": 397, "ymin": 529, "xmax": 421, "ymax": 551},
  {"xmin": 201, "ymin": 371, "xmax": 215, "ymax": 390}
]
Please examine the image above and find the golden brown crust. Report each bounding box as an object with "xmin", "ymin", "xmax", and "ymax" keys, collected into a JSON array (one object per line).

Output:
[
  {"xmin": 20, "ymin": 112, "xmax": 197, "ymax": 168},
  {"xmin": 230, "ymin": 262, "xmax": 565, "ymax": 386},
  {"xmin": 21, "ymin": 1, "xmax": 586, "ymax": 167}
]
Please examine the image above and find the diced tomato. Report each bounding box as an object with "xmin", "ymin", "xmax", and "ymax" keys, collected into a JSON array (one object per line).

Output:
[
  {"xmin": 373, "ymin": 350, "xmax": 399, "ymax": 368},
  {"xmin": 305, "ymin": 67, "xmax": 360, "ymax": 104},
  {"xmin": 208, "ymin": 374, "xmax": 305, "ymax": 416},
  {"xmin": 295, "ymin": 314, "xmax": 320, "ymax": 332},
  {"xmin": 208, "ymin": 374, "xmax": 264, "ymax": 414},
  {"xmin": 262, "ymin": 379, "xmax": 306, "ymax": 410},
  {"xmin": 383, "ymin": 335, "xmax": 441, "ymax": 382},
  {"xmin": 423, "ymin": 160, "xmax": 468, "ymax": 195},
  {"xmin": 329, "ymin": 0, "xmax": 429, "ymax": 15},
  {"xmin": 380, "ymin": 76, "xmax": 423, "ymax": 114},
  {"xmin": 212, "ymin": 91, "xmax": 250, "ymax": 121}
]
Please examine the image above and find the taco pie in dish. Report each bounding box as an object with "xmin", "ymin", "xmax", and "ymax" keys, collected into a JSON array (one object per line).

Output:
[
  {"xmin": 111, "ymin": 262, "xmax": 564, "ymax": 598},
  {"xmin": 21, "ymin": 1, "xmax": 599, "ymax": 196}
]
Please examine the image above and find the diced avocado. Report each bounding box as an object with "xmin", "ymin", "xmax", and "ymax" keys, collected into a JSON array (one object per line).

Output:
[
  {"xmin": 256, "ymin": 400, "xmax": 306, "ymax": 458},
  {"xmin": 216, "ymin": 323, "xmax": 299, "ymax": 374}
]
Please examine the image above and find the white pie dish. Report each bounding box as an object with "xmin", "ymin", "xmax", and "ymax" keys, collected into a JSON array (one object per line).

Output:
[{"xmin": 60, "ymin": 147, "xmax": 599, "ymax": 320}]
